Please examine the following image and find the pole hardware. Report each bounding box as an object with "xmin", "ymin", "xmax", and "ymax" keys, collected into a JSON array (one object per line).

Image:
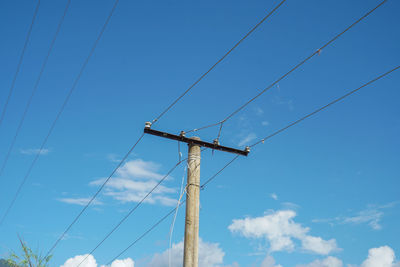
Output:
[{"xmin": 143, "ymin": 124, "xmax": 249, "ymax": 156}]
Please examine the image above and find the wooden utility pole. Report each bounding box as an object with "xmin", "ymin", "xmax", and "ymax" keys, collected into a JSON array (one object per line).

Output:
[
  {"xmin": 183, "ymin": 138, "xmax": 201, "ymax": 267},
  {"xmin": 144, "ymin": 122, "xmax": 249, "ymax": 267}
]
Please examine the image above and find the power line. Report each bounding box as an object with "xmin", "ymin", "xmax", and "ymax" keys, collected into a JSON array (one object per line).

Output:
[
  {"xmin": 107, "ymin": 201, "xmax": 186, "ymax": 265},
  {"xmin": 200, "ymin": 155, "xmax": 239, "ymax": 190},
  {"xmin": 0, "ymin": 0, "xmax": 121, "ymax": 226},
  {"xmin": 76, "ymin": 158, "xmax": 186, "ymax": 267},
  {"xmin": 250, "ymin": 64, "xmax": 400, "ymax": 147},
  {"xmin": 5, "ymin": 1, "xmax": 388, "ymax": 263},
  {"xmin": 39, "ymin": 1, "xmax": 287, "ymax": 255},
  {"xmin": 0, "ymin": 0, "xmax": 72, "ymax": 178},
  {"xmin": 186, "ymin": 0, "xmax": 388, "ymax": 134},
  {"xmin": 0, "ymin": 0, "xmax": 41, "ymax": 128},
  {"xmin": 104, "ymin": 64, "xmax": 400, "ymax": 263},
  {"xmin": 44, "ymin": 132, "xmax": 144, "ymax": 257},
  {"xmin": 151, "ymin": 0, "xmax": 287, "ymax": 124}
]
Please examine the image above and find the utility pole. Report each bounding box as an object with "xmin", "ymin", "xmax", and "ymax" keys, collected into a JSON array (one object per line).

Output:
[
  {"xmin": 183, "ymin": 137, "xmax": 201, "ymax": 267},
  {"xmin": 144, "ymin": 122, "xmax": 249, "ymax": 267}
]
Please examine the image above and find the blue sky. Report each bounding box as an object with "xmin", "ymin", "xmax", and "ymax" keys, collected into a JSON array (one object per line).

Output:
[{"xmin": 0, "ymin": 0, "xmax": 399, "ymax": 266}]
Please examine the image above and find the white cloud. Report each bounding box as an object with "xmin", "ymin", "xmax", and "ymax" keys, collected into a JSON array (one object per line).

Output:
[
  {"xmin": 238, "ymin": 133, "xmax": 257, "ymax": 147},
  {"xmin": 58, "ymin": 233, "xmax": 84, "ymax": 241},
  {"xmin": 296, "ymin": 256, "xmax": 343, "ymax": 267},
  {"xmin": 228, "ymin": 210, "xmax": 339, "ymax": 255},
  {"xmin": 361, "ymin": 246, "xmax": 397, "ymax": 267},
  {"xmin": 58, "ymin": 198, "xmax": 103, "ymax": 206},
  {"xmin": 147, "ymin": 239, "xmax": 224, "ymax": 267},
  {"xmin": 61, "ymin": 254, "xmax": 98, "ymax": 267},
  {"xmin": 270, "ymin": 193, "xmax": 278, "ymax": 200},
  {"xmin": 272, "ymin": 96, "xmax": 294, "ymax": 110},
  {"xmin": 255, "ymin": 107, "xmax": 264, "ymax": 116},
  {"xmin": 281, "ymin": 202, "xmax": 300, "ymax": 210},
  {"xmin": 301, "ymin": 236, "xmax": 338, "ymax": 255},
  {"xmin": 115, "ymin": 159, "xmax": 163, "ymax": 180},
  {"xmin": 61, "ymin": 241, "xmax": 221, "ymax": 267},
  {"xmin": 342, "ymin": 208, "xmax": 383, "ymax": 230},
  {"xmin": 61, "ymin": 246, "xmax": 400, "ymax": 267},
  {"xmin": 297, "ymin": 246, "xmax": 400, "ymax": 267},
  {"xmin": 312, "ymin": 203, "xmax": 398, "ymax": 230},
  {"xmin": 88, "ymin": 159, "xmax": 177, "ymax": 207},
  {"xmin": 107, "ymin": 153, "xmax": 121, "ymax": 163},
  {"xmin": 106, "ymin": 258, "xmax": 135, "ymax": 267},
  {"xmin": 20, "ymin": 148, "xmax": 50, "ymax": 155},
  {"xmin": 61, "ymin": 255, "xmax": 134, "ymax": 267},
  {"xmin": 260, "ymin": 255, "xmax": 282, "ymax": 267},
  {"xmin": 61, "ymin": 159, "xmax": 178, "ymax": 207}
]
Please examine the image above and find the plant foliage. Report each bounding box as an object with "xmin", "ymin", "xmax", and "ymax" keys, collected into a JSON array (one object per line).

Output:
[{"xmin": 6, "ymin": 237, "xmax": 52, "ymax": 267}]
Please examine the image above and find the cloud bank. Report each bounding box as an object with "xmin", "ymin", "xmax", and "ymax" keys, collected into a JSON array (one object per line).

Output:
[
  {"xmin": 91, "ymin": 159, "xmax": 177, "ymax": 206},
  {"xmin": 228, "ymin": 210, "xmax": 339, "ymax": 255},
  {"xmin": 147, "ymin": 239, "xmax": 224, "ymax": 267},
  {"xmin": 61, "ymin": 239, "xmax": 224, "ymax": 267},
  {"xmin": 61, "ymin": 159, "xmax": 178, "ymax": 207},
  {"xmin": 61, "ymin": 245, "xmax": 400, "ymax": 267},
  {"xmin": 20, "ymin": 148, "xmax": 50, "ymax": 155}
]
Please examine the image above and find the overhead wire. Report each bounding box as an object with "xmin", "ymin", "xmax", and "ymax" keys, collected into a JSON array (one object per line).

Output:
[
  {"xmin": 75, "ymin": 157, "xmax": 186, "ymax": 267},
  {"xmin": 186, "ymin": 0, "xmax": 388, "ymax": 134},
  {"xmin": 103, "ymin": 64, "xmax": 400, "ymax": 263},
  {"xmin": 44, "ymin": 132, "xmax": 144, "ymax": 257},
  {"xmin": 2, "ymin": 1, "xmax": 388, "ymax": 264},
  {"xmin": 200, "ymin": 155, "xmax": 240, "ymax": 190},
  {"xmin": 250, "ymin": 64, "xmax": 400, "ymax": 147},
  {"xmin": 0, "ymin": 0, "xmax": 41, "ymax": 128},
  {"xmin": 57, "ymin": 5, "xmax": 284, "ymax": 248},
  {"xmin": 0, "ymin": 0, "xmax": 121, "ymax": 226},
  {"xmin": 107, "ymin": 200, "xmax": 186, "ymax": 266},
  {"xmin": 151, "ymin": 0, "xmax": 287, "ymax": 125},
  {"xmin": 0, "ymin": 0, "xmax": 72, "ymax": 178},
  {"xmin": 38, "ymin": 1, "xmax": 287, "ymax": 255},
  {"xmin": 14, "ymin": 1, "xmax": 385, "ymax": 260}
]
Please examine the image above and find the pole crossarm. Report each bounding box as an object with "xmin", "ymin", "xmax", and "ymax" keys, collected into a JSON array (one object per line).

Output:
[{"xmin": 143, "ymin": 124, "xmax": 249, "ymax": 156}]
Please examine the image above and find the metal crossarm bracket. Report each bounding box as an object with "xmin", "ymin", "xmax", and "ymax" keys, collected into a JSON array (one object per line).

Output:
[{"xmin": 144, "ymin": 125, "xmax": 249, "ymax": 156}]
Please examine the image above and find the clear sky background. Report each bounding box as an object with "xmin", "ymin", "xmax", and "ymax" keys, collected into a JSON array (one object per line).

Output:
[{"xmin": 0, "ymin": 0, "xmax": 399, "ymax": 266}]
